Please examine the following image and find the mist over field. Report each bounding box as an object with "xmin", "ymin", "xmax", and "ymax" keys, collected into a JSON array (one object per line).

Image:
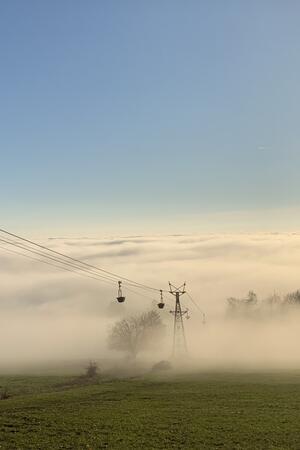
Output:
[{"xmin": 1, "ymin": 232, "xmax": 300, "ymax": 371}]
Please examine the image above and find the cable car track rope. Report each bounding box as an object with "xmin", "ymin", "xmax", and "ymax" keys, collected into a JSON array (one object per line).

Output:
[
  {"xmin": 0, "ymin": 228, "xmax": 162, "ymax": 293},
  {"xmin": 0, "ymin": 227, "xmax": 205, "ymax": 313},
  {"xmin": 0, "ymin": 240, "xmax": 158, "ymax": 303},
  {"xmin": 0, "ymin": 242, "xmax": 114, "ymax": 285}
]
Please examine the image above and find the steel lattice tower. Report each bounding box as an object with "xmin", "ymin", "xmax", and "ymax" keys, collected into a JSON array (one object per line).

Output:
[{"xmin": 169, "ymin": 282, "xmax": 189, "ymax": 358}]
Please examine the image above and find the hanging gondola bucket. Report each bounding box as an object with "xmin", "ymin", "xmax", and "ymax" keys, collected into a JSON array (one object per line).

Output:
[
  {"xmin": 116, "ymin": 281, "xmax": 125, "ymax": 303},
  {"xmin": 157, "ymin": 290, "xmax": 165, "ymax": 309}
]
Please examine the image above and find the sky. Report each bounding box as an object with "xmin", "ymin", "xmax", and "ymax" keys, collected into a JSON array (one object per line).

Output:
[{"xmin": 1, "ymin": 1, "xmax": 300, "ymax": 235}]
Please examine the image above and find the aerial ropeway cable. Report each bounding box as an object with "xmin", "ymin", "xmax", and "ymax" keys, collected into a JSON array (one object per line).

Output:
[
  {"xmin": 0, "ymin": 227, "xmax": 163, "ymax": 293},
  {"xmin": 0, "ymin": 242, "xmax": 115, "ymax": 285},
  {"xmin": 0, "ymin": 239, "xmax": 161, "ymax": 305},
  {"xmin": 0, "ymin": 227, "xmax": 205, "ymax": 315},
  {"xmin": 0, "ymin": 236, "xmax": 121, "ymax": 284},
  {"xmin": 185, "ymin": 291, "xmax": 206, "ymax": 323},
  {"xmin": 0, "ymin": 228, "xmax": 164, "ymax": 305}
]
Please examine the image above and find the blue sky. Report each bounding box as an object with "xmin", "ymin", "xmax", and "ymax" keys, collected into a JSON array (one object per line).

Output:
[{"xmin": 1, "ymin": 1, "xmax": 300, "ymax": 234}]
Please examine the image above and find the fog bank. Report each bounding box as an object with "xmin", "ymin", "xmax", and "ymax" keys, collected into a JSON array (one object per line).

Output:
[{"xmin": 1, "ymin": 232, "xmax": 300, "ymax": 371}]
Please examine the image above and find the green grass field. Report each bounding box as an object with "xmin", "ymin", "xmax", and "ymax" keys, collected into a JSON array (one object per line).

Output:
[{"xmin": 1, "ymin": 372, "xmax": 300, "ymax": 449}]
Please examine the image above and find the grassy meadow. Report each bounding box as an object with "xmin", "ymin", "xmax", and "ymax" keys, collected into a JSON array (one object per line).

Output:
[{"xmin": 0, "ymin": 371, "xmax": 300, "ymax": 449}]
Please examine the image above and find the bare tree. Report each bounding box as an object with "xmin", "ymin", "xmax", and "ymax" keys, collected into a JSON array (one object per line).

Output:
[
  {"xmin": 264, "ymin": 293, "xmax": 281, "ymax": 307},
  {"xmin": 227, "ymin": 291, "xmax": 258, "ymax": 317},
  {"xmin": 85, "ymin": 361, "xmax": 98, "ymax": 378},
  {"xmin": 0, "ymin": 387, "xmax": 9, "ymax": 400},
  {"xmin": 107, "ymin": 310, "xmax": 164, "ymax": 359},
  {"xmin": 261, "ymin": 292, "xmax": 282, "ymax": 312},
  {"xmin": 226, "ymin": 288, "xmax": 300, "ymax": 319},
  {"xmin": 284, "ymin": 290, "xmax": 300, "ymax": 306}
]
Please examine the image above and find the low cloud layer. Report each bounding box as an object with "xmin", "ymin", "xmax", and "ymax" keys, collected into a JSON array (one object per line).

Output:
[{"xmin": 1, "ymin": 232, "xmax": 300, "ymax": 370}]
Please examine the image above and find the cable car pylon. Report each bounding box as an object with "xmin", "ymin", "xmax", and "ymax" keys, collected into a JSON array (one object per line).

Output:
[{"xmin": 169, "ymin": 282, "xmax": 189, "ymax": 359}]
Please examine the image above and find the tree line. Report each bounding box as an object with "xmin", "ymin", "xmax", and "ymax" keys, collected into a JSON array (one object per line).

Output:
[{"xmin": 227, "ymin": 289, "xmax": 300, "ymax": 318}]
